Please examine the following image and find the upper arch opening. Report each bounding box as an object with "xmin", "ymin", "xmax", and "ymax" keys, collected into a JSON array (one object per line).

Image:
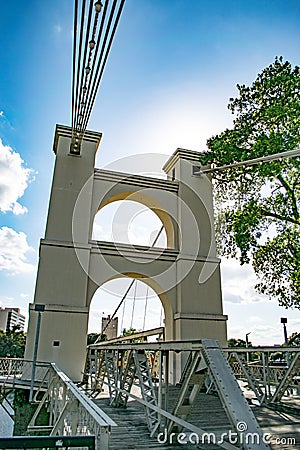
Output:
[{"xmin": 92, "ymin": 192, "xmax": 176, "ymax": 248}]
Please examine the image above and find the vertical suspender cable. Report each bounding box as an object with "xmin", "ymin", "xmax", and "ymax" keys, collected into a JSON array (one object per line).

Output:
[
  {"xmin": 73, "ymin": 0, "xmax": 87, "ymax": 131},
  {"xmin": 160, "ymin": 306, "xmax": 164, "ymax": 327},
  {"xmin": 130, "ymin": 281, "xmax": 137, "ymax": 329},
  {"xmin": 120, "ymin": 298, "xmax": 126, "ymax": 334},
  {"xmin": 142, "ymin": 286, "xmax": 149, "ymax": 331},
  {"xmin": 97, "ymin": 224, "xmax": 165, "ymax": 342},
  {"xmin": 71, "ymin": 0, "xmax": 78, "ymax": 133}
]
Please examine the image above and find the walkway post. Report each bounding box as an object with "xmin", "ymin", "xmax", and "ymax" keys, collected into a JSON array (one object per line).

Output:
[{"xmin": 29, "ymin": 304, "xmax": 45, "ymax": 402}]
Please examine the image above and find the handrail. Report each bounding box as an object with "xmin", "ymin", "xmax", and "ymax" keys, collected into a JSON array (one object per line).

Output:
[
  {"xmin": 89, "ymin": 339, "xmax": 204, "ymax": 351},
  {"xmin": 0, "ymin": 359, "xmax": 116, "ymax": 450},
  {"xmin": 27, "ymin": 363, "xmax": 116, "ymax": 450},
  {"xmin": 50, "ymin": 363, "xmax": 116, "ymax": 428},
  {"xmin": 224, "ymin": 346, "xmax": 300, "ymax": 353}
]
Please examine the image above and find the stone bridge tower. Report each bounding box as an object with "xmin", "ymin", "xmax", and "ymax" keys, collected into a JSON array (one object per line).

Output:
[{"xmin": 25, "ymin": 125, "xmax": 227, "ymax": 380}]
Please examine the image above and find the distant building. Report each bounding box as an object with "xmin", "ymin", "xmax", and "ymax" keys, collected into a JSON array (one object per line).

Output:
[
  {"xmin": 0, "ymin": 308, "xmax": 26, "ymax": 332},
  {"xmin": 101, "ymin": 315, "xmax": 118, "ymax": 340}
]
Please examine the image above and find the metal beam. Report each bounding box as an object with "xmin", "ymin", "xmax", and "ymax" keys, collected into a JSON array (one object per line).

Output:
[
  {"xmin": 229, "ymin": 352, "xmax": 265, "ymax": 404},
  {"xmin": 270, "ymin": 353, "xmax": 300, "ymax": 403},
  {"xmin": 91, "ymin": 327, "xmax": 164, "ymax": 346},
  {"xmin": 90, "ymin": 340, "xmax": 204, "ymax": 351},
  {"xmin": 201, "ymin": 339, "xmax": 270, "ymax": 450},
  {"xmin": 0, "ymin": 436, "xmax": 95, "ymax": 449},
  {"xmin": 224, "ymin": 346, "xmax": 300, "ymax": 353}
]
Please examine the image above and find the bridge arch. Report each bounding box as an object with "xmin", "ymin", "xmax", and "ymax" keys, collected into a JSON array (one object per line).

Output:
[{"xmin": 87, "ymin": 273, "xmax": 172, "ymax": 338}]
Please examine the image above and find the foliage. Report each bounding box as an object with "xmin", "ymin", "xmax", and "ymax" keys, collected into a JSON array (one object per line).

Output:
[
  {"xmin": 87, "ymin": 333, "xmax": 104, "ymax": 345},
  {"xmin": 288, "ymin": 331, "xmax": 300, "ymax": 346},
  {"xmin": 228, "ymin": 338, "xmax": 252, "ymax": 348},
  {"xmin": 122, "ymin": 327, "xmax": 139, "ymax": 336},
  {"xmin": 122, "ymin": 327, "xmax": 143, "ymax": 343},
  {"xmin": 0, "ymin": 329, "xmax": 26, "ymax": 357},
  {"xmin": 200, "ymin": 57, "xmax": 300, "ymax": 308}
]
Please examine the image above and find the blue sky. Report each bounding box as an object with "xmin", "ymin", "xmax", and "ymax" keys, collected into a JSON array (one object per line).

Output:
[{"xmin": 0, "ymin": 0, "xmax": 299, "ymax": 345}]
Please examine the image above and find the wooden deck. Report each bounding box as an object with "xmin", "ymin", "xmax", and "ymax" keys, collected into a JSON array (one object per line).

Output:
[{"xmin": 93, "ymin": 386, "xmax": 300, "ymax": 450}]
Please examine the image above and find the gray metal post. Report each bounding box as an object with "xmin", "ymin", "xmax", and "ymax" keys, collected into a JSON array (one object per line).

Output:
[
  {"xmin": 29, "ymin": 305, "xmax": 44, "ymax": 402},
  {"xmin": 164, "ymin": 351, "xmax": 169, "ymax": 416},
  {"xmin": 245, "ymin": 332, "xmax": 251, "ymax": 364},
  {"xmin": 158, "ymin": 350, "xmax": 163, "ymax": 429}
]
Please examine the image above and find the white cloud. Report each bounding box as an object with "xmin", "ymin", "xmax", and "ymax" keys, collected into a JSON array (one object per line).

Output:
[
  {"xmin": 0, "ymin": 226, "xmax": 35, "ymax": 273},
  {"xmin": 221, "ymin": 258, "xmax": 268, "ymax": 305},
  {"xmin": 0, "ymin": 139, "xmax": 34, "ymax": 215},
  {"xmin": 0, "ymin": 111, "xmax": 4, "ymax": 117}
]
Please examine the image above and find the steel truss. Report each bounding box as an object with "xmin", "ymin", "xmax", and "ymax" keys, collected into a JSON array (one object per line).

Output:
[
  {"xmin": 228, "ymin": 347, "xmax": 300, "ymax": 405},
  {"xmin": 87, "ymin": 339, "xmax": 281, "ymax": 449}
]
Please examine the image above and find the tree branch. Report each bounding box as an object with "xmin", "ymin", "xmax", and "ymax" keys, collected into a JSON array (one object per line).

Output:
[
  {"xmin": 277, "ymin": 174, "xmax": 299, "ymax": 220},
  {"xmin": 260, "ymin": 209, "xmax": 300, "ymax": 225}
]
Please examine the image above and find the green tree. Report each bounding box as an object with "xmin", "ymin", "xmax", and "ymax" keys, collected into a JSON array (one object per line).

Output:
[
  {"xmin": 0, "ymin": 329, "xmax": 26, "ymax": 357},
  {"xmin": 122, "ymin": 327, "xmax": 139, "ymax": 337},
  {"xmin": 228, "ymin": 338, "xmax": 252, "ymax": 348},
  {"xmin": 87, "ymin": 332, "xmax": 103, "ymax": 345},
  {"xmin": 200, "ymin": 57, "xmax": 300, "ymax": 308},
  {"xmin": 288, "ymin": 331, "xmax": 300, "ymax": 346}
]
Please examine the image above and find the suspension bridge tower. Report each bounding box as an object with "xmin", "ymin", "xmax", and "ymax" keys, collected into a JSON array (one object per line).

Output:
[{"xmin": 24, "ymin": 125, "xmax": 227, "ymax": 381}]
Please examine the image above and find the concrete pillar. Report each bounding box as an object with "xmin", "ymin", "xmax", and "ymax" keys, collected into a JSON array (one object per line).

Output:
[
  {"xmin": 25, "ymin": 126, "xmax": 101, "ymax": 381},
  {"xmin": 163, "ymin": 149, "xmax": 227, "ymax": 348}
]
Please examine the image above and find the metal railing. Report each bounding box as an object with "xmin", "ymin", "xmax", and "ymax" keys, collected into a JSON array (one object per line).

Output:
[
  {"xmin": 86, "ymin": 339, "xmax": 271, "ymax": 450},
  {"xmin": 28, "ymin": 363, "xmax": 116, "ymax": 450},
  {"xmin": 226, "ymin": 347, "xmax": 300, "ymax": 404},
  {"xmin": 0, "ymin": 358, "xmax": 44, "ymax": 419},
  {"xmin": 0, "ymin": 359, "xmax": 116, "ymax": 450},
  {"xmin": 0, "ymin": 357, "xmax": 49, "ymax": 383}
]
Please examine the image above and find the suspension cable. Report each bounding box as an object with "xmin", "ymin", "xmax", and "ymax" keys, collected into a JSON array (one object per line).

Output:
[
  {"xmin": 72, "ymin": 0, "xmax": 86, "ymax": 143},
  {"xmin": 71, "ymin": 0, "xmax": 126, "ymax": 154},
  {"xmin": 82, "ymin": 0, "xmax": 125, "ymax": 132},
  {"xmin": 195, "ymin": 147, "xmax": 300, "ymax": 175},
  {"xmin": 71, "ymin": 0, "xmax": 78, "ymax": 133}
]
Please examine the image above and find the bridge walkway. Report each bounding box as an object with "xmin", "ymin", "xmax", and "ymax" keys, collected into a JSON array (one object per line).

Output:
[
  {"xmin": 92, "ymin": 385, "xmax": 300, "ymax": 450},
  {"xmin": 93, "ymin": 386, "xmax": 229, "ymax": 450}
]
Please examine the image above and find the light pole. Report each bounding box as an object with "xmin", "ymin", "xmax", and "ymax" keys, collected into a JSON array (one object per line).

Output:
[
  {"xmin": 29, "ymin": 304, "xmax": 45, "ymax": 402},
  {"xmin": 280, "ymin": 317, "xmax": 289, "ymax": 366},
  {"xmin": 245, "ymin": 332, "xmax": 251, "ymax": 363}
]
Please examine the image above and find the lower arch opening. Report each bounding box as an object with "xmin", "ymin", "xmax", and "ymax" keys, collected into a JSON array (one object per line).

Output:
[{"xmin": 88, "ymin": 277, "xmax": 166, "ymax": 339}]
